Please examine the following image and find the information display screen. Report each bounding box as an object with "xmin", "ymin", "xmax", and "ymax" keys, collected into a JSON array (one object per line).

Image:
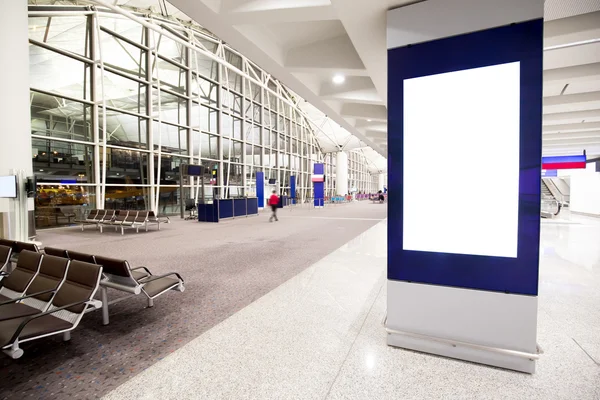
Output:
[
  {"xmin": 0, "ymin": 176, "xmax": 17, "ymax": 198},
  {"xmin": 402, "ymin": 62, "xmax": 520, "ymax": 258},
  {"xmin": 187, "ymin": 165, "xmax": 202, "ymax": 176}
]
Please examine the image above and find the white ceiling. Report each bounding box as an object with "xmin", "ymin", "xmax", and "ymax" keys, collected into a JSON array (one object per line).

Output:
[{"xmin": 160, "ymin": 0, "xmax": 600, "ymax": 160}]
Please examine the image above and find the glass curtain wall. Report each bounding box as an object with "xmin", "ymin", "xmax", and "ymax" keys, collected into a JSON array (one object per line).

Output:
[
  {"xmin": 322, "ymin": 151, "xmax": 376, "ymax": 197},
  {"xmin": 28, "ymin": 4, "xmax": 324, "ymax": 226},
  {"xmin": 348, "ymin": 151, "xmax": 376, "ymax": 194}
]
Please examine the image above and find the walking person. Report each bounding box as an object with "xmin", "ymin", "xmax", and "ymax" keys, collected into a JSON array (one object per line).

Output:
[{"xmin": 269, "ymin": 190, "xmax": 279, "ymax": 222}]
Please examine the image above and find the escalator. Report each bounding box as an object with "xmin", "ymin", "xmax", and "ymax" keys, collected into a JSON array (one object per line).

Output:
[
  {"xmin": 541, "ymin": 180, "xmax": 553, "ymax": 199},
  {"xmin": 541, "ymin": 180, "xmax": 561, "ymax": 218}
]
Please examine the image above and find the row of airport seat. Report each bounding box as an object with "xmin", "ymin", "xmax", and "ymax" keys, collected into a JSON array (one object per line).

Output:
[
  {"xmin": 0, "ymin": 245, "xmax": 184, "ymax": 358},
  {"xmin": 43, "ymin": 247, "xmax": 184, "ymax": 325},
  {"xmin": 0, "ymin": 239, "xmax": 40, "ymax": 268},
  {"xmin": 0, "ymin": 250, "xmax": 103, "ymax": 359},
  {"xmin": 78, "ymin": 209, "xmax": 164, "ymax": 235}
]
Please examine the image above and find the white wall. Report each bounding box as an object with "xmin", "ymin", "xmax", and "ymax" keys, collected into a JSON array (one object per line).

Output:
[
  {"xmin": 570, "ymin": 163, "xmax": 600, "ymax": 216},
  {"xmin": 0, "ymin": 0, "xmax": 33, "ymax": 206},
  {"xmin": 0, "ymin": 1, "xmax": 33, "ymax": 240}
]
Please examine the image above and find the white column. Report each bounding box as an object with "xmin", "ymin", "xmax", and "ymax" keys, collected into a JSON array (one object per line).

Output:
[
  {"xmin": 378, "ymin": 173, "xmax": 385, "ymax": 192},
  {"xmin": 0, "ymin": 1, "xmax": 33, "ymax": 241},
  {"xmin": 335, "ymin": 151, "xmax": 348, "ymax": 196}
]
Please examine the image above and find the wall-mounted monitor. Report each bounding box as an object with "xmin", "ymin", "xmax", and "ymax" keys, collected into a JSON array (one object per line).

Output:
[
  {"xmin": 0, "ymin": 176, "xmax": 17, "ymax": 198},
  {"xmin": 268, "ymin": 178, "xmax": 276, "ymax": 184}
]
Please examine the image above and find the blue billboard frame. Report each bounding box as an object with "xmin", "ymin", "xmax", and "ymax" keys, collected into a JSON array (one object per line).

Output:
[{"xmin": 387, "ymin": 20, "xmax": 543, "ymax": 295}]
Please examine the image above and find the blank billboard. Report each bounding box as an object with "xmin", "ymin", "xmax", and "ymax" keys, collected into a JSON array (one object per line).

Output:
[{"xmin": 402, "ymin": 62, "xmax": 520, "ymax": 258}]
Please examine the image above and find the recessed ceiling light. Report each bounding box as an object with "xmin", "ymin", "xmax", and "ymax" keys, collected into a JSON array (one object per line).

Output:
[
  {"xmin": 332, "ymin": 74, "xmax": 345, "ymax": 85},
  {"xmin": 367, "ymin": 119, "xmax": 372, "ymax": 122}
]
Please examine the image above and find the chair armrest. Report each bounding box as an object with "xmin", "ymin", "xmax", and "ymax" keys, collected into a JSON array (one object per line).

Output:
[
  {"xmin": 8, "ymin": 300, "xmax": 90, "ymax": 345},
  {"xmin": 131, "ymin": 266, "xmax": 153, "ymax": 275},
  {"xmin": 138, "ymin": 272, "xmax": 184, "ymax": 284},
  {"xmin": 0, "ymin": 289, "xmax": 56, "ymax": 306},
  {"xmin": 0, "ymin": 271, "xmax": 9, "ymax": 277}
]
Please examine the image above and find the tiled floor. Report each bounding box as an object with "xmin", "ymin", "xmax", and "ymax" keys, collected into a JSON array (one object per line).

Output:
[{"xmin": 105, "ymin": 211, "xmax": 600, "ymax": 400}]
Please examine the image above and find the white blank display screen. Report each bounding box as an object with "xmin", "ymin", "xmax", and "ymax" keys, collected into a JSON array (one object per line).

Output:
[
  {"xmin": 403, "ymin": 62, "xmax": 520, "ymax": 258},
  {"xmin": 0, "ymin": 176, "xmax": 17, "ymax": 198}
]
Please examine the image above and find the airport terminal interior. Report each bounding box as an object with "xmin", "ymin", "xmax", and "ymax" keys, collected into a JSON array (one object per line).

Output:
[{"xmin": 0, "ymin": 0, "xmax": 599, "ymax": 399}]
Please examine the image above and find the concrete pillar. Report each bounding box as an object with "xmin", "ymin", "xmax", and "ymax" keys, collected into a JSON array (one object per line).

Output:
[
  {"xmin": 0, "ymin": 1, "xmax": 33, "ymax": 240},
  {"xmin": 335, "ymin": 151, "xmax": 348, "ymax": 196}
]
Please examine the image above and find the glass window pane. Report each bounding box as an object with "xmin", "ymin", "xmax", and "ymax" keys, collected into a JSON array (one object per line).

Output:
[
  {"xmin": 224, "ymin": 163, "xmax": 243, "ymax": 186},
  {"xmin": 32, "ymin": 139, "xmax": 95, "ymax": 184},
  {"xmin": 193, "ymin": 34, "xmax": 218, "ymax": 53},
  {"xmin": 105, "ymin": 185, "xmax": 152, "ymax": 211},
  {"xmin": 158, "ymin": 186, "xmax": 187, "ymax": 215},
  {"xmin": 225, "ymin": 49, "xmax": 242, "ymax": 70},
  {"xmin": 246, "ymin": 144, "xmax": 261, "ymax": 166},
  {"xmin": 190, "ymin": 103, "xmax": 207, "ymax": 131},
  {"xmin": 233, "ymin": 118, "xmax": 242, "ymax": 140},
  {"xmin": 190, "ymin": 49, "xmax": 218, "ymax": 81},
  {"xmin": 191, "ymin": 73, "xmax": 217, "ymax": 105},
  {"xmin": 100, "ymin": 16, "xmax": 145, "ymax": 44},
  {"xmin": 245, "ymin": 124, "xmax": 260, "ymax": 145},
  {"xmin": 192, "ymin": 130, "xmax": 218, "ymax": 160},
  {"xmin": 156, "ymin": 33, "xmax": 186, "ymax": 65},
  {"xmin": 29, "ymin": 16, "xmax": 90, "ymax": 58},
  {"xmin": 222, "ymin": 91, "xmax": 242, "ymax": 116},
  {"xmin": 222, "ymin": 114, "xmax": 233, "ymax": 138},
  {"xmin": 271, "ymin": 132, "xmax": 278, "ymax": 149},
  {"xmin": 155, "ymin": 155, "xmax": 187, "ymax": 184},
  {"xmin": 35, "ymin": 185, "xmax": 95, "ymax": 229},
  {"xmin": 223, "ymin": 139, "xmax": 242, "ymax": 161},
  {"xmin": 105, "ymin": 148, "xmax": 149, "ymax": 185},
  {"xmin": 99, "ymin": 110, "xmax": 148, "ymax": 149},
  {"xmin": 155, "ymin": 58, "xmax": 186, "ymax": 95},
  {"xmin": 31, "ymin": 91, "xmax": 93, "ymax": 142},
  {"xmin": 190, "ymin": 104, "xmax": 218, "ymax": 134},
  {"xmin": 224, "ymin": 69, "xmax": 242, "ymax": 93},
  {"xmin": 100, "ymin": 30, "xmax": 146, "ymax": 79},
  {"xmin": 153, "ymin": 122, "xmax": 188, "ymax": 154},
  {"xmin": 30, "ymin": 44, "xmax": 92, "ymax": 100},
  {"xmin": 155, "ymin": 94, "xmax": 187, "ymax": 126},
  {"xmin": 101, "ymin": 69, "xmax": 147, "ymax": 113}
]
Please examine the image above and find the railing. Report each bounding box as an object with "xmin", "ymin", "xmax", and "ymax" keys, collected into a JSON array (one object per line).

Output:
[{"xmin": 541, "ymin": 198, "xmax": 561, "ymax": 218}]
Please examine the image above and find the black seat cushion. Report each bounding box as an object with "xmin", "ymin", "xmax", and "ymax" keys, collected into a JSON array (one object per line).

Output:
[
  {"xmin": 142, "ymin": 277, "xmax": 179, "ymax": 298},
  {"xmin": 131, "ymin": 270, "xmax": 150, "ymax": 281},
  {"xmin": 0, "ymin": 302, "xmax": 39, "ymax": 322},
  {"xmin": 0, "ymin": 314, "xmax": 73, "ymax": 347}
]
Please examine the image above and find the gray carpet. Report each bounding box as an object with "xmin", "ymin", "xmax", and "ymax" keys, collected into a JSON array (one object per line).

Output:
[{"xmin": 0, "ymin": 201, "xmax": 386, "ymax": 399}]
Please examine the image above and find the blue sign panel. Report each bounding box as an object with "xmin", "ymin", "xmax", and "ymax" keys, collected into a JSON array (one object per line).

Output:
[
  {"xmin": 256, "ymin": 171, "xmax": 265, "ymax": 208},
  {"xmin": 388, "ymin": 20, "xmax": 543, "ymax": 295},
  {"xmin": 313, "ymin": 164, "xmax": 324, "ymax": 207}
]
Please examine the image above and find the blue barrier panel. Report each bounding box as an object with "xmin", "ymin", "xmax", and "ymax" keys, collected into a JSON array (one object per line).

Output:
[
  {"xmin": 197, "ymin": 203, "xmax": 219, "ymax": 222},
  {"xmin": 219, "ymin": 199, "xmax": 234, "ymax": 219},
  {"xmin": 247, "ymin": 197, "xmax": 258, "ymax": 215},
  {"xmin": 233, "ymin": 198, "xmax": 246, "ymax": 217}
]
